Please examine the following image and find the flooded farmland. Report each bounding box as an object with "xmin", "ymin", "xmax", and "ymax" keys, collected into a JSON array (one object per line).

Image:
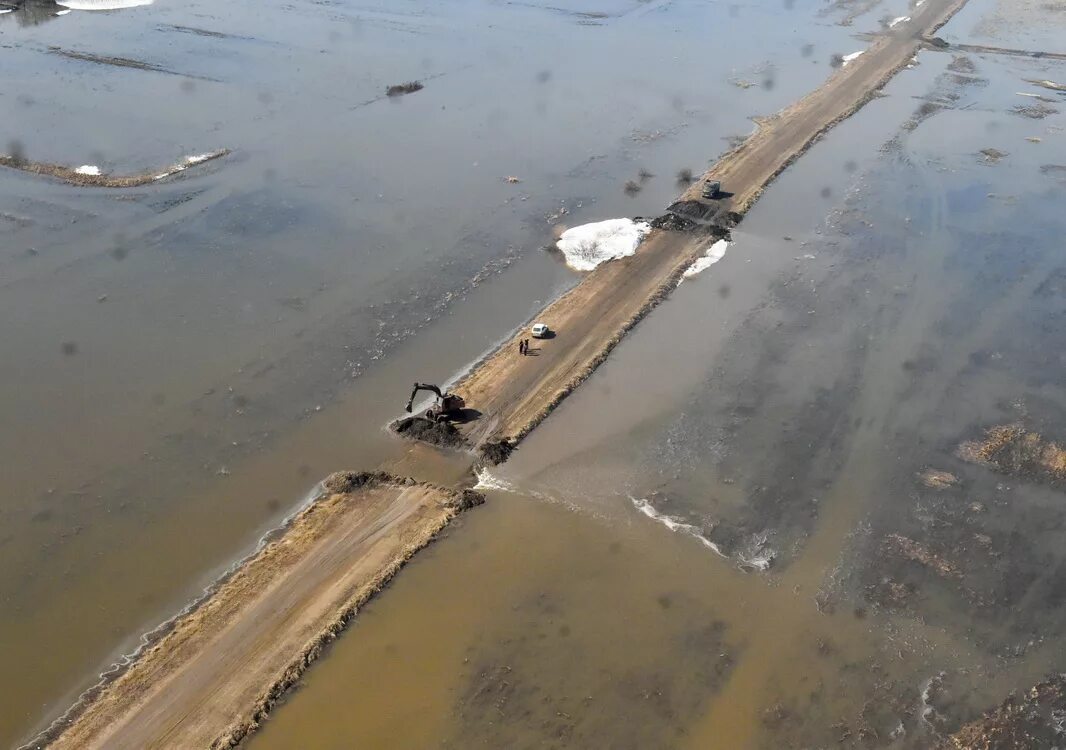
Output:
[{"xmin": 2, "ymin": 0, "xmax": 1065, "ymax": 747}]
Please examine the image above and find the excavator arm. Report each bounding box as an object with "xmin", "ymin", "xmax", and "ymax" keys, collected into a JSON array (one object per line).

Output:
[{"xmin": 405, "ymin": 382, "xmax": 445, "ymax": 412}]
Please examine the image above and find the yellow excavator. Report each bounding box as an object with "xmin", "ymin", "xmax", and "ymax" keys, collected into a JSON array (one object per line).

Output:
[{"xmin": 404, "ymin": 383, "xmax": 466, "ymax": 423}]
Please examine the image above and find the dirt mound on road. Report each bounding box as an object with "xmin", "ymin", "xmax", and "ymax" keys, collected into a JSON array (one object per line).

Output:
[
  {"xmin": 393, "ymin": 415, "xmax": 465, "ymax": 448},
  {"xmin": 480, "ymin": 439, "xmax": 515, "ymax": 465}
]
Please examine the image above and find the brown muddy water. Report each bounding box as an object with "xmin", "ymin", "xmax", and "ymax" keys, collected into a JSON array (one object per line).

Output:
[{"xmin": 2, "ymin": 0, "xmax": 1065, "ymax": 747}]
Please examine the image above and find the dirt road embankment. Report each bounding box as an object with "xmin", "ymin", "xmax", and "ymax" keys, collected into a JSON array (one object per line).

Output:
[
  {"xmin": 34, "ymin": 473, "xmax": 482, "ymax": 750},
  {"xmin": 446, "ymin": 0, "xmax": 970, "ymax": 462}
]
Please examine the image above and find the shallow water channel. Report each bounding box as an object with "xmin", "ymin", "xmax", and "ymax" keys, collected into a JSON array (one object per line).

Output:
[{"xmin": 2, "ymin": 0, "xmax": 1065, "ymax": 746}]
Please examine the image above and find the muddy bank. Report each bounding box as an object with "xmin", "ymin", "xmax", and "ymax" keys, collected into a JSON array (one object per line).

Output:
[
  {"xmin": 33, "ymin": 472, "xmax": 482, "ymax": 750},
  {"xmin": 0, "ymin": 149, "xmax": 228, "ymax": 187}
]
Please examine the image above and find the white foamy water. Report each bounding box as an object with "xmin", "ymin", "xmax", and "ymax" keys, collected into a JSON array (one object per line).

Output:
[
  {"xmin": 556, "ymin": 218, "xmax": 650, "ymax": 272},
  {"xmin": 75, "ymin": 165, "xmax": 101, "ymax": 176},
  {"xmin": 56, "ymin": 8, "xmax": 72, "ymax": 13},
  {"xmin": 57, "ymin": 0, "xmax": 153, "ymax": 8},
  {"xmin": 889, "ymin": 15, "xmax": 909, "ymax": 26},
  {"xmin": 630, "ymin": 496, "xmax": 728, "ymax": 557},
  {"xmin": 631, "ymin": 496, "xmax": 780, "ymax": 571},
  {"xmin": 680, "ymin": 239, "xmax": 729, "ymax": 282},
  {"xmin": 841, "ymin": 50, "xmax": 865, "ymax": 67},
  {"xmin": 474, "ymin": 468, "xmax": 523, "ymax": 493}
]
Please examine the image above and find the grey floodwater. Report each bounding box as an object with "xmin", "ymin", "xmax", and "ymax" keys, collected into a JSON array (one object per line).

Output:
[{"xmin": 2, "ymin": 0, "xmax": 1065, "ymax": 747}]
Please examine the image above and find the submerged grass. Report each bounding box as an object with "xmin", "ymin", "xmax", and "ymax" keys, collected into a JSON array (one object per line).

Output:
[{"xmin": 958, "ymin": 423, "xmax": 1066, "ymax": 484}]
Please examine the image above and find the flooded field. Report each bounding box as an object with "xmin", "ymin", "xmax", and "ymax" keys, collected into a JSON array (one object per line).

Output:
[
  {"xmin": 247, "ymin": 2, "xmax": 1066, "ymax": 747},
  {"xmin": 2, "ymin": 0, "xmax": 1065, "ymax": 746}
]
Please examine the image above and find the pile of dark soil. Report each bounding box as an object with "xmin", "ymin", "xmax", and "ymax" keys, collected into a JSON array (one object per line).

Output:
[
  {"xmin": 386, "ymin": 81, "xmax": 423, "ymax": 97},
  {"xmin": 450, "ymin": 489, "xmax": 486, "ymax": 510},
  {"xmin": 480, "ymin": 439, "xmax": 514, "ymax": 465},
  {"xmin": 938, "ymin": 675, "xmax": 1066, "ymax": 749},
  {"xmin": 392, "ymin": 416, "xmax": 464, "ymax": 448},
  {"xmin": 322, "ymin": 470, "xmax": 398, "ymax": 494},
  {"xmin": 649, "ymin": 211, "xmax": 698, "ymax": 231}
]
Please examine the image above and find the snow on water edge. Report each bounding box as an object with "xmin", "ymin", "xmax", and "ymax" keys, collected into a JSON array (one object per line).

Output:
[
  {"xmin": 842, "ymin": 50, "xmax": 865, "ymax": 67},
  {"xmin": 556, "ymin": 218, "xmax": 651, "ymax": 272},
  {"xmin": 57, "ymin": 0, "xmax": 154, "ymax": 8},
  {"xmin": 680, "ymin": 239, "xmax": 729, "ymax": 282}
]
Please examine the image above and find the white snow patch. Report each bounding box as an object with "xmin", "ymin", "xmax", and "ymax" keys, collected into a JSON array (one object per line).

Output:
[
  {"xmin": 75, "ymin": 165, "xmax": 101, "ymax": 176},
  {"xmin": 151, "ymin": 149, "xmax": 227, "ymax": 182},
  {"xmin": 0, "ymin": 8, "xmax": 12, "ymax": 13},
  {"xmin": 680, "ymin": 239, "xmax": 729, "ymax": 282},
  {"xmin": 841, "ymin": 50, "xmax": 865, "ymax": 67},
  {"xmin": 57, "ymin": 0, "xmax": 153, "ymax": 8},
  {"xmin": 736, "ymin": 530, "xmax": 777, "ymax": 571},
  {"xmin": 889, "ymin": 15, "xmax": 909, "ymax": 26},
  {"xmin": 555, "ymin": 218, "xmax": 650, "ymax": 272},
  {"xmin": 56, "ymin": 8, "xmax": 72, "ymax": 13}
]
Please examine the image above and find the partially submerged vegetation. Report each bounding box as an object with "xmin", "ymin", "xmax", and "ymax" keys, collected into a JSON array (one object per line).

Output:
[
  {"xmin": 937, "ymin": 675, "xmax": 1066, "ymax": 749},
  {"xmin": 0, "ymin": 149, "xmax": 229, "ymax": 187},
  {"xmin": 958, "ymin": 423, "xmax": 1066, "ymax": 484},
  {"xmin": 386, "ymin": 80, "xmax": 424, "ymax": 97}
]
